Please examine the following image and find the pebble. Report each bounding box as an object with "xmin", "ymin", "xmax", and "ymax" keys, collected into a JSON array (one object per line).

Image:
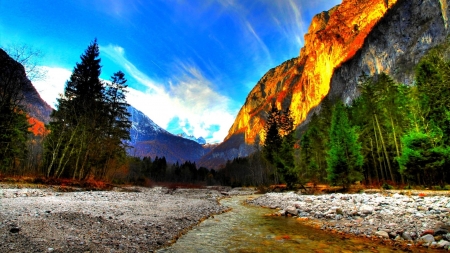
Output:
[{"xmin": 0, "ymin": 186, "xmax": 243, "ymax": 252}]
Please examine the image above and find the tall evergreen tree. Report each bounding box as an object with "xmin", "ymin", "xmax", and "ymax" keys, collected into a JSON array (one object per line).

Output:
[
  {"xmin": 263, "ymin": 103, "xmax": 297, "ymax": 187},
  {"xmin": 44, "ymin": 40, "xmax": 131, "ymax": 180},
  {"xmin": 263, "ymin": 104, "xmax": 282, "ymax": 165},
  {"xmin": 327, "ymin": 101, "xmax": 364, "ymax": 189}
]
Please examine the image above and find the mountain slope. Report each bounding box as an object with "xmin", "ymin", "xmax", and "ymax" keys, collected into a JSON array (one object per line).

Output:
[
  {"xmin": 328, "ymin": 0, "xmax": 450, "ymax": 102},
  {"xmin": 127, "ymin": 106, "xmax": 209, "ymax": 164},
  {"xmin": 200, "ymin": 0, "xmax": 450, "ymax": 168},
  {"xmin": 0, "ymin": 48, "xmax": 52, "ymax": 133}
]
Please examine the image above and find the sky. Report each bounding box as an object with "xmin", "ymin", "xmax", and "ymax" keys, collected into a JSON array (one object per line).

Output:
[{"xmin": 0, "ymin": 0, "xmax": 341, "ymax": 143}]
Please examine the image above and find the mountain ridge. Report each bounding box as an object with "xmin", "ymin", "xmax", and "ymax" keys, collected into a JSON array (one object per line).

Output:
[{"xmin": 199, "ymin": 0, "xmax": 450, "ymax": 168}]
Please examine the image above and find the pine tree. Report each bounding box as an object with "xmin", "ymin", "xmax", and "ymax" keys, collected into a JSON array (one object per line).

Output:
[
  {"xmin": 263, "ymin": 103, "xmax": 297, "ymax": 187},
  {"xmin": 44, "ymin": 40, "xmax": 131, "ymax": 180},
  {"xmin": 326, "ymin": 101, "xmax": 364, "ymax": 189},
  {"xmin": 263, "ymin": 104, "xmax": 282, "ymax": 166}
]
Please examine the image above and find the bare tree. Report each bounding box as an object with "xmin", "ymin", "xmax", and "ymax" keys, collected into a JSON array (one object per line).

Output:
[{"xmin": 4, "ymin": 44, "xmax": 47, "ymax": 82}]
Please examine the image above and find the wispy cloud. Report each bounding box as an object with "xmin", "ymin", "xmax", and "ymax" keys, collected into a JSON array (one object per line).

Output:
[
  {"xmin": 102, "ymin": 44, "xmax": 237, "ymax": 143},
  {"xmin": 245, "ymin": 21, "xmax": 272, "ymax": 62}
]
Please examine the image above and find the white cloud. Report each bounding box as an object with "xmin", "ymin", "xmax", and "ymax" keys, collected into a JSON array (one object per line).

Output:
[
  {"xmin": 102, "ymin": 44, "xmax": 237, "ymax": 143},
  {"xmin": 32, "ymin": 66, "xmax": 71, "ymax": 108}
]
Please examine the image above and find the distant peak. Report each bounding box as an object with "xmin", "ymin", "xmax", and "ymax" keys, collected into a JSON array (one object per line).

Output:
[{"xmin": 177, "ymin": 133, "xmax": 207, "ymax": 145}]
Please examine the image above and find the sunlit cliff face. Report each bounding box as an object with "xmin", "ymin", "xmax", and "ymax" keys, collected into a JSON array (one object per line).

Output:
[{"xmin": 226, "ymin": 0, "xmax": 398, "ymax": 144}]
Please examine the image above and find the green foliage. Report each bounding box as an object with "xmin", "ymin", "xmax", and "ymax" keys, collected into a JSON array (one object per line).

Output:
[
  {"xmin": 298, "ymin": 98, "xmax": 332, "ymax": 185},
  {"xmin": 262, "ymin": 104, "xmax": 282, "ymax": 165},
  {"xmin": 326, "ymin": 101, "xmax": 364, "ymax": 189},
  {"xmin": 415, "ymin": 46, "xmax": 450, "ymax": 144},
  {"xmin": 381, "ymin": 182, "xmax": 394, "ymax": 190},
  {"xmin": 397, "ymin": 130, "xmax": 450, "ymax": 186},
  {"xmin": 262, "ymin": 104, "xmax": 298, "ymax": 188}
]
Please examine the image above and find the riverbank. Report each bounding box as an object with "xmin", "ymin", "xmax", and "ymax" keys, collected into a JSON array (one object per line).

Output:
[
  {"xmin": 0, "ymin": 185, "xmax": 253, "ymax": 252},
  {"xmin": 247, "ymin": 191, "xmax": 450, "ymax": 250}
]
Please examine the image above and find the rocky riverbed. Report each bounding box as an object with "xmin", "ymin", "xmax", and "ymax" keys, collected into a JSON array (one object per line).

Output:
[
  {"xmin": 248, "ymin": 191, "xmax": 450, "ymax": 250},
  {"xmin": 0, "ymin": 185, "xmax": 242, "ymax": 253}
]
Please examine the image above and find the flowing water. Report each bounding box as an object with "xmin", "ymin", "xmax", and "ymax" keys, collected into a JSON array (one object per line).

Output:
[{"xmin": 158, "ymin": 196, "xmax": 435, "ymax": 253}]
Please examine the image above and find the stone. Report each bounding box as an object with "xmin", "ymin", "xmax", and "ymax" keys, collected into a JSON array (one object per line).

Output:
[
  {"xmin": 47, "ymin": 248, "xmax": 54, "ymax": 252},
  {"xmin": 285, "ymin": 206, "xmax": 298, "ymax": 216},
  {"xmin": 437, "ymin": 239, "xmax": 450, "ymax": 248},
  {"xmin": 299, "ymin": 212, "xmax": 309, "ymax": 217},
  {"xmin": 401, "ymin": 232, "xmax": 413, "ymax": 241},
  {"xmin": 394, "ymin": 235, "xmax": 403, "ymax": 241},
  {"xmin": 375, "ymin": 231, "xmax": 390, "ymax": 239},
  {"xmin": 360, "ymin": 205, "xmax": 374, "ymax": 214},
  {"xmin": 421, "ymin": 229, "xmax": 435, "ymax": 236},
  {"xmin": 418, "ymin": 234, "xmax": 435, "ymax": 244}
]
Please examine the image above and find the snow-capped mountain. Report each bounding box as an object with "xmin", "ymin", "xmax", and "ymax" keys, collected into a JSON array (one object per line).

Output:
[
  {"xmin": 127, "ymin": 106, "xmax": 210, "ymax": 163},
  {"xmin": 177, "ymin": 133, "xmax": 206, "ymax": 145}
]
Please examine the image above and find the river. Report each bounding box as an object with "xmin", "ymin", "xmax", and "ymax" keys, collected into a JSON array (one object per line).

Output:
[{"xmin": 158, "ymin": 195, "xmax": 436, "ymax": 252}]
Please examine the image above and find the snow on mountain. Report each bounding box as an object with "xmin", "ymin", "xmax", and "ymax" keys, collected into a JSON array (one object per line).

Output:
[{"xmin": 176, "ymin": 133, "xmax": 207, "ymax": 145}]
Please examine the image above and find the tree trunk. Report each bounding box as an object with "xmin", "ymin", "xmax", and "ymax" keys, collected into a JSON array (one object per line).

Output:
[{"xmin": 374, "ymin": 114, "xmax": 395, "ymax": 182}]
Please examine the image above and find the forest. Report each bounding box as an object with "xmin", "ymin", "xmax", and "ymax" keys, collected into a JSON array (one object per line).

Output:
[
  {"xmin": 221, "ymin": 39, "xmax": 450, "ymax": 189},
  {"xmin": 1, "ymin": 39, "xmax": 450, "ymax": 189}
]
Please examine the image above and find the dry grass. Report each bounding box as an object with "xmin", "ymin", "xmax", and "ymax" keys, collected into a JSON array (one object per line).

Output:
[{"xmin": 0, "ymin": 176, "xmax": 113, "ymax": 191}]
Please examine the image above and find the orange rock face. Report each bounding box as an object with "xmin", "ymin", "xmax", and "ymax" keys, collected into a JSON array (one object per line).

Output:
[{"xmin": 225, "ymin": 0, "xmax": 397, "ymax": 144}]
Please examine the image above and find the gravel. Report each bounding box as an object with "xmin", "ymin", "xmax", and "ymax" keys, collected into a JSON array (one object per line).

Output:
[
  {"xmin": 247, "ymin": 191, "xmax": 450, "ymax": 249},
  {"xmin": 0, "ymin": 186, "xmax": 230, "ymax": 252}
]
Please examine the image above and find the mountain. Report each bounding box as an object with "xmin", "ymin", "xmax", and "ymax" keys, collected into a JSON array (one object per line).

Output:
[
  {"xmin": 127, "ymin": 106, "xmax": 210, "ymax": 164},
  {"xmin": 199, "ymin": 0, "xmax": 450, "ymax": 168},
  {"xmin": 0, "ymin": 48, "xmax": 52, "ymax": 135},
  {"xmin": 176, "ymin": 133, "xmax": 207, "ymax": 145},
  {"xmin": 0, "ymin": 48, "xmax": 211, "ymax": 164}
]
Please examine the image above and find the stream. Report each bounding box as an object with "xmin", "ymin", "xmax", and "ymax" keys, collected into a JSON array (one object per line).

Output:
[{"xmin": 158, "ymin": 196, "xmax": 434, "ymax": 253}]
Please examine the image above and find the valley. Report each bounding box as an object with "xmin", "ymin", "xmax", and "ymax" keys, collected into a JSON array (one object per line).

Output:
[{"xmin": 2, "ymin": 0, "xmax": 450, "ymax": 252}]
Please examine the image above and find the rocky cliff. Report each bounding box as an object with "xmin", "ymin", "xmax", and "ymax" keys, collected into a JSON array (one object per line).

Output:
[
  {"xmin": 328, "ymin": 0, "xmax": 450, "ymax": 102},
  {"xmin": 199, "ymin": 0, "xmax": 450, "ymax": 168}
]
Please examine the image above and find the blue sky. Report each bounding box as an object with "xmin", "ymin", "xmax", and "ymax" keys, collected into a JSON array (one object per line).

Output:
[{"xmin": 0, "ymin": 0, "xmax": 341, "ymax": 143}]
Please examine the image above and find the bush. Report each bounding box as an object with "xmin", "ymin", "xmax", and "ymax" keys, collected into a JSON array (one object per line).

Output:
[{"xmin": 382, "ymin": 182, "xmax": 394, "ymax": 190}]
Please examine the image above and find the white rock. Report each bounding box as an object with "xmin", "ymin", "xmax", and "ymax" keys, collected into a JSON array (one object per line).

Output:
[
  {"xmin": 419, "ymin": 234, "xmax": 435, "ymax": 244},
  {"xmin": 375, "ymin": 231, "xmax": 390, "ymax": 239},
  {"xmin": 437, "ymin": 239, "xmax": 450, "ymax": 248},
  {"xmin": 285, "ymin": 206, "xmax": 297, "ymax": 216},
  {"xmin": 360, "ymin": 205, "xmax": 374, "ymax": 214}
]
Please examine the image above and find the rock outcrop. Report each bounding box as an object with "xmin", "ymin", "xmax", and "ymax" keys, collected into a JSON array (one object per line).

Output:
[
  {"xmin": 329, "ymin": 0, "xmax": 450, "ymax": 102},
  {"xmin": 227, "ymin": 0, "xmax": 398, "ymax": 145},
  {"xmin": 200, "ymin": 0, "xmax": 450, "ymax": 168}
]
